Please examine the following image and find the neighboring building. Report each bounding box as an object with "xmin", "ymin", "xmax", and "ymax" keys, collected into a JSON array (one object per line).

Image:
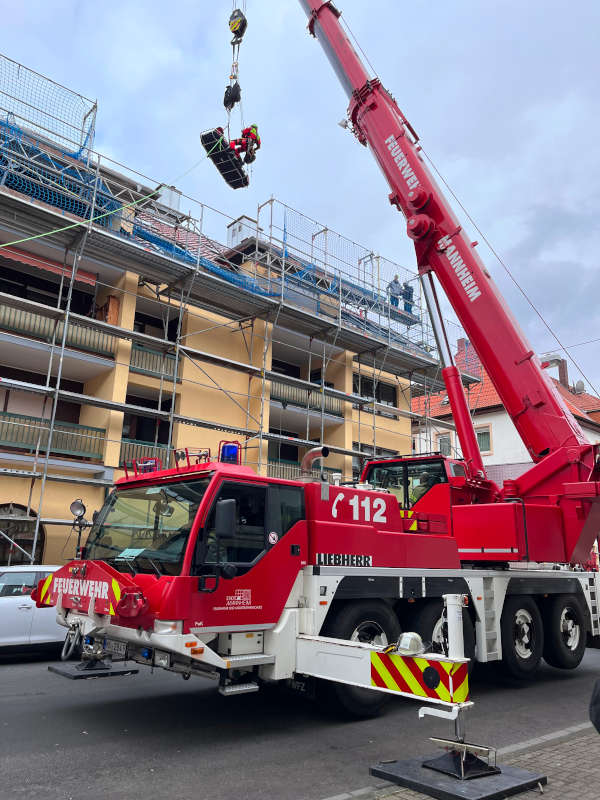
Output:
[
  {"xmin": 412, "ymin": 338, "xmax": 600, "ymax": 486},
  {"xmin": 0, "ymin": 56, "xmax": 449, "ymax": 565}
]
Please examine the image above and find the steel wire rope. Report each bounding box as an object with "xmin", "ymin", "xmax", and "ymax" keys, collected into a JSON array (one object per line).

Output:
[
  {"xmin": 419, "ymin": 147, "xmax": 600, "ymax": 399},
  {"xmin": 0, "ymin": 134, "xmax": 226, "ymax": 251}
]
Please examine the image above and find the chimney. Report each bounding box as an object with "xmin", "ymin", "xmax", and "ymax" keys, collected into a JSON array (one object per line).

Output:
[{"xmin": 558, "ymin": 359, "xmax": 569, "ymax": 389}]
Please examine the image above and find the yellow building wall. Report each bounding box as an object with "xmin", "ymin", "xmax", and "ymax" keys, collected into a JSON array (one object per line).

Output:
[
  {"xmin": 79, "ymin": 272, "xmax": 137, "ymax": 468},
  {"xmin": 0, "ymin": 467, "xmax": 105, "ymax": 565}
]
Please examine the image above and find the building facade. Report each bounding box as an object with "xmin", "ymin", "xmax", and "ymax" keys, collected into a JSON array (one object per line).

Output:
[{"xmin": 0, "ymin": 56, "xmax": 450, "ymax": 565}]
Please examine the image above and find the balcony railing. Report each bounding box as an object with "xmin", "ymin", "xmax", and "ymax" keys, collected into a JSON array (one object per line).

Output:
[
  {"xmin": 0, "ymin": 411, "xmax": 105, "ymax": 460},
  {"xmin": 129, "ymin": 344, "xmax": 178, "ymax": 380},
  {"xmin": 267, "ymin": 459, "xmax": 341, "ymax": 481},
  {"xmin": 270, "ymin": 379, "xmax": 343, "ymax": 417},
  {"xmin": 0, "ymin": 303, "xmax": 116, "ymax": 357},
  {"xmin": 120, "ymin": 438, "xmax": 169, "ymax": 466}
]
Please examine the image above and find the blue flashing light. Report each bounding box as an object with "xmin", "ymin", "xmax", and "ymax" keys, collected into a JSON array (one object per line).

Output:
[
  {"xmin": 141, "ymin": 648, "xmax": 152, "ymax": 660},
  {"xmin": 221, "ymin": 443, "xmax": 239, "ymax": 464},
  {"xmin": 84, "ymin": 636, "xmax": 93, "ymax": 645}
]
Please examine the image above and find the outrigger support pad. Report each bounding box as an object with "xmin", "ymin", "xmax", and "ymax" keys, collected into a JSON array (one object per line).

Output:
[{"xmin": 201, "ymin": 127, "xmax": 249, "ymax": 190}]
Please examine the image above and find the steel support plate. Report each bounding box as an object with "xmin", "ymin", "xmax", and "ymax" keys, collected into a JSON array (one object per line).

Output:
[
  {"xmin": 48, "ymin": 663, "xmax": 139, "ymax": 680},
  {"xmin": 370, "ymin": 757, "xmax": 547, "ymax": 800}
]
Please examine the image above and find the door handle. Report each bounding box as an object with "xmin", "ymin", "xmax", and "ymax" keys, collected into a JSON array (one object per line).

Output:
[{"xmin": 18, "ymin": 604, "xmax": 33, "ymax": 610}]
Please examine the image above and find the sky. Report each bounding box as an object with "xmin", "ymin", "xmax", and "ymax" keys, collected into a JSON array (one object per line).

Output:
[{"xmin": 4, "ymin": 0, "xmax": 600, "ymax": 394}]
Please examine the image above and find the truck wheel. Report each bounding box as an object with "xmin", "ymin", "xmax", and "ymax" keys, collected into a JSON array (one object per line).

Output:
[
  {"xmin": 500, "ymin": 596, "xmax": 543, "ymax": 680},
  {"xmin": 319, "ymin": 601, "xmax": 401, "ymax": 718},
  {"xmin": 412, "ymin": 601, "xmax": 476, "ymax": 665},
  {"xmin": 543, "ymin": 594, "xmax": 586, "ymax": 670}
]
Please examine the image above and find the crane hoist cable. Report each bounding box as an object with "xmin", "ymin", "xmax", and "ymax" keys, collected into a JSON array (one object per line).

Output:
[{"xmin": 203, "ymin": 5, "xmax": 259, "ymax": 189}]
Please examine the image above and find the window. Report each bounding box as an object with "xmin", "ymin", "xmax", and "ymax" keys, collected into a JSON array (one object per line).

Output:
[
  {"xmin": 352, "ymin": 375, "xmax": 396, "ymax": 415},
  {"xmin": 407, "ymin": 460, "xmax": 447, "ymax": 506},
  {"xmin": 85, "ymin": 478, "xmax": 210, "ymax": 575},
  {"xmin": 0, "ymin": 504, "xmax": 45, "ymax": 566},
  {"xmin": 0, "ymin": 571, "xmax": 37, "ymax": 597},
  {"xmin": 272, "ymin": 359, "xmax": 301, "ymax": 379},
  {"xmin": 279, "ymin": 486, "xmax": 305, "ymax": 534},
  {"xmin": 476, "ymin": 426, "xmax": 491, "ymax": 453},
  {"xmin": 310, "ymin": 369, "xmax": 333, "ymax": 389},
  {"xmin": 204, "ymin": 483, "xmax": 267, "ymax": 566},
  {"xmin": 437, "ymin": 433, "xmax": 452, "ymax": 456},
  {"xmin": 268, "ymin": 430, "xmax": 299, "ymax": 463},
  {"xmin": 450, "ymin": 462, "xmax": 466, "ymax": 477}
]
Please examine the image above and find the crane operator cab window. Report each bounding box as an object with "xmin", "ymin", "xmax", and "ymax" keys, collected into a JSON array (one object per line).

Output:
[
  {"xmin": 364, "ymin": 460, "xmax": 447, "ymax": 509},
  {"xmin": 407, "ymin": 461, "xmax": 446, "ymax": 505}
]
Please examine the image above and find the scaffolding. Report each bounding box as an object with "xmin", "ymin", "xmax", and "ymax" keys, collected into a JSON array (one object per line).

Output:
[{"xmin": 0, "ymin": 54, "xmax": 471, "ymax": 564}]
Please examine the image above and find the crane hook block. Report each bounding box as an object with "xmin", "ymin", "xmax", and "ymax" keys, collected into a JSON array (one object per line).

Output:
[
  {"xmin": 201, "ymin": 128, "xmax": 249, "ymax": 190},
  {"xmin": 229, "ymin": 9, "xmax": 248, "ymax": 44}
]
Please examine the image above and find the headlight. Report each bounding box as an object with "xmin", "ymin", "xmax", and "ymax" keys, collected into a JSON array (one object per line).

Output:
[
  {"xmin": 153, "ymin": 620, "xmax": 182, "ymax": 635},
  {"xmin": 154, "ymin": 650, "xmax": 170, "ymax": 668}
]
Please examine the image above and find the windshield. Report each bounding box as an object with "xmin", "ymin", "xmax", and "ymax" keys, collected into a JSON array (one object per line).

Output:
[
  {"xmin": 364, "ymin": 459, "xmax": 447, "ymax": 508},
  {"xmin": 85, "ymin": 478, "xmax": 211, "ymax": 575}
]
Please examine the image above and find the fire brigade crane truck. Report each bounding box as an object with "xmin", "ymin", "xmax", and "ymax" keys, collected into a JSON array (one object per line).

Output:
[{"xmin": 35, "ymin": 2, "xmax": 600, "ymax": 718}]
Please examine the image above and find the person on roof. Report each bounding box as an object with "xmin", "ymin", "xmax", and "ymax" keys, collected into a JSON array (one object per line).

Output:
[
  {"xmin": 387, "ymin": 274, "xmax": 402, "ymax": 308},
  {"xmin": 229, "ymin": 124, "xmax": 261, "ymax": 165}
]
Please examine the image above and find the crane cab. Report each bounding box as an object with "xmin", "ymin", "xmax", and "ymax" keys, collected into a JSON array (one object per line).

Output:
[{"xmin": 360, "ymin": 453, "xmax": 471, "ymax": 510}]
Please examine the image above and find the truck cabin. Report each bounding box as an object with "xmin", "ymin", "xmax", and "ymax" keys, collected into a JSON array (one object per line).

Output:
[
  {"xmin": 360, "ymin": 455, "xmax": 467, "ymax": 510},
  {"xmin": 81, "ymin": 454, "xmax": 305, "ymax": 582}
]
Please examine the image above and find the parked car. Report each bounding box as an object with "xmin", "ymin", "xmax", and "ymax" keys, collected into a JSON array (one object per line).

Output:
[{"xmin": 0, "ymin": 565, "xmax": 65, "ymax": 650}]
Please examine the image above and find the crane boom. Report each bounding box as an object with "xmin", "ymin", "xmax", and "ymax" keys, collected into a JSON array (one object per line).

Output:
[{"xmin": 299, "ymin": 0, "xmax": 587, "ymax": 463}]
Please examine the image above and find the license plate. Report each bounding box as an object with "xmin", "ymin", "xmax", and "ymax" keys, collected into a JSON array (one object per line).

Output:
[{"xmin": 105, "ymin": 639, "xmax": 127, "ymax": 657}]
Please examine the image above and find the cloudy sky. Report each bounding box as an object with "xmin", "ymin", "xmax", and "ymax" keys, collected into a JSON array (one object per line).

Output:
[{"xmin": 5, "ymin": 1, "xmax": 600, "ymax": 393}]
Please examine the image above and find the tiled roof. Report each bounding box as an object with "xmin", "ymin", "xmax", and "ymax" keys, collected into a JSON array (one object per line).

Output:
[{"xmin": 412, "ymin": 338, "xmax": 600, "ymax": 428}]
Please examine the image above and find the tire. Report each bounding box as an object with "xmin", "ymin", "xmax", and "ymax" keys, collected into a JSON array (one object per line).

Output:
[
  {"xmin": 319, "ymin": 601, "xmax": 401, "ymax": 718},
  {"xmin": 411, "ymin": 600, "xmax": 476, "ymax": 667},
  {"xmin": 61, "ymin": 626, "xmax": 82, "ymax": 662},
  {"xmin": 500, "ymin": 596, "xmax": 544, "ymax": 680},
  {"xmin": 543, "ymin": 594, "xmax": 587, "ymax": 670}
]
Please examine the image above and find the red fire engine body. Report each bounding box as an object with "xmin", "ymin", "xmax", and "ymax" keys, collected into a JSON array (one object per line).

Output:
[{"xmin": 36, "ymin": 2, "xmax": 600, "ymax": 716}]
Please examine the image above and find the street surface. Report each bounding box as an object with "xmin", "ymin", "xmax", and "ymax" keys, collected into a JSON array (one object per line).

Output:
[{"xmin": 1, "ymin": 648, "xmax": 598, "ymax": 800}]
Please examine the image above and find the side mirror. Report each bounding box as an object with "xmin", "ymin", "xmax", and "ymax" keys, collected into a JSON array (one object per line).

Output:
[
  {"xmin": 220, "ymin": 563, "xmax": 238, "ymax": 579},
  {"xmin": 215, "ymin": 498, "xmax": 236, "ymax": 539}
]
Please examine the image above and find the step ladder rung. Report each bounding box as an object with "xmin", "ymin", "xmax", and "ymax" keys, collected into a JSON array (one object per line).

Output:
[{"xmin": 219, "ymin": 681, "xmax": 259, "ymax": 696}]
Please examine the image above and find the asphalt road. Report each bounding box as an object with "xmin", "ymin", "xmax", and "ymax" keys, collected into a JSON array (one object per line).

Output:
[{"xmin": 1, "ymin": 648, "xmax": 598, "ymax": 800}]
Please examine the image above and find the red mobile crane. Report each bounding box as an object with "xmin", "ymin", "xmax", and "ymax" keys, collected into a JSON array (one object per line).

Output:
[{"xmin": 37, "ymin": 3, "xmax": 600, "ymax": 717}]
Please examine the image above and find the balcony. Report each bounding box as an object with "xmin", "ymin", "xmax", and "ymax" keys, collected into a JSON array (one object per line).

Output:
[
  {"xmin": 269, "ymin": 379, "xmax": 343, "ymax": 417},
  {"xmin": 0, "ymin": 412, "xmax": 105, "ymax": 460},
  {"xmin": 0, "ymin": 303, "xmax": 116, "ymax": 357},
  {"xmin": 120, "ymin": 438, "xmax": 169, "ymax": 467},
  {"xmin": 267, "ymin": 459, "xmax": 340, "ymax": 481},
  {"xmin": 129, "ymin": 344, "xmax": 178, "ymax": 380}
]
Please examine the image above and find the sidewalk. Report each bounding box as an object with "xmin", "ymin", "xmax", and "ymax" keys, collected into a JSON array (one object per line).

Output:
[{"xmin": 323, "ymin": 724, "xmax": 598, "ymax": 800}]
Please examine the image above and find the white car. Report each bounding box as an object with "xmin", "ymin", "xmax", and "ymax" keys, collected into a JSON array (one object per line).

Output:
[{"xmin": 0, "ymin": 565, "xmax": 65, "ymax": 649}]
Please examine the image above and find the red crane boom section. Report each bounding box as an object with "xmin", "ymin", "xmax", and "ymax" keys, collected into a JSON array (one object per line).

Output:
[{"xmin": 300, "ymin": 0, "xmax": 587, "ymax": 463}]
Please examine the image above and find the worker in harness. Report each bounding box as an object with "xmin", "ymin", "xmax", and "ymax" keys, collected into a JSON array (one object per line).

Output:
[{"xmin": 229, "ymin": 124, "xmax": 261, "ymax": 164}]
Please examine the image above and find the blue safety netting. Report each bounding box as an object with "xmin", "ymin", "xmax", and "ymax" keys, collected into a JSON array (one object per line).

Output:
[
  {"xmin": 0, "ymin": 116, "xmax": 120, "ymax": 223},
  {"xmin": 0, "ymin": 116, "xmax": 425, "ymax": 353}
]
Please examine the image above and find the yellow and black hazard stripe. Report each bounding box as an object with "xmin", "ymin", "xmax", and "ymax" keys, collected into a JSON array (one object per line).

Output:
[
  {"xmin": 371, "ymin": 652, "xmax": 469, "ymax": 704},
  {"xmin": 399, "ymin": 509, "xmax": 417, "ymax": 531}
]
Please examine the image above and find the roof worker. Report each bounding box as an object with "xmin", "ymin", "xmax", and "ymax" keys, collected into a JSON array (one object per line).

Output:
[
  {"xmin": 402, "ymin": 281, "xmax": 414, "ymax": 314},
  {"xmin": 411, "ymin": 471, "xmax": 433, "ymax": 504},
  {"xmin": 229, "ymin": 124, "xmax": 261, "ymax": 165},
  {"xmin": 387, "ymin": 274, "xmax": 402, "ymax": 308}
]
